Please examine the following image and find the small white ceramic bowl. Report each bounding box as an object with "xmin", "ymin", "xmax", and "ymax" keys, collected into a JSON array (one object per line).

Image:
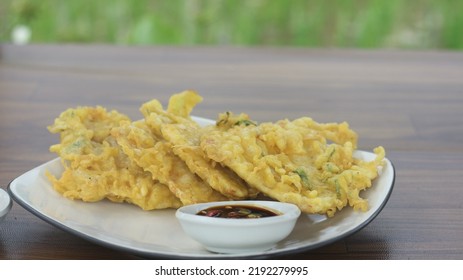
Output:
[
  {"xmin": 0, "ymin": 188, "xmax": 12, "ymax": 222},
  {"xmin": 176, "ymin": 200, "xmax": 301, "ymax": 254}
]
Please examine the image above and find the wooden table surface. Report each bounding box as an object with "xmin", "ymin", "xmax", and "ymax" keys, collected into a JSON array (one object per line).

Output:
[{"xmin": 1, "ymin": 44, "xmax": 462, "ymax": 260}]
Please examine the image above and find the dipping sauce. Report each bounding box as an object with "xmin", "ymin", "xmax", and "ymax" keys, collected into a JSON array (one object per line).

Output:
[{"xmin": 196, "ymin": 205, "xmax": 280, "ymax": 219}]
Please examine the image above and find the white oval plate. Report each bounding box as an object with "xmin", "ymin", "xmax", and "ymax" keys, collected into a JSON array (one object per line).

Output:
[{"xmin": 7, "ymin": 116, "xmax": 394, "ymax": 259}]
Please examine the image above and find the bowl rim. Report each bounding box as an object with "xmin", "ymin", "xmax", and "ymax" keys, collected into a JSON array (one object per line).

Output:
[
  {"xmin": 175, "ymin": 200, "xmax": 301, "ymax": 226},
  {"xmin": 0, "ymin": 188, "xmax": 12, "ymax": 218}
]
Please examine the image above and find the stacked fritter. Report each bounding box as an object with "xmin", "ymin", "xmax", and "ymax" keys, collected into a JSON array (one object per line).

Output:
[{"xmin": 47, "ymin": 90, "xmax": 385, "ymax": 217}]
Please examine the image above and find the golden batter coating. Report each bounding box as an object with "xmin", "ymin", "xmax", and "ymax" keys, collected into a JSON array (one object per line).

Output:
[
  {"xmin": 112, "ymin": 120, "xmax": 228, "ymax": 205},
  {"xmin": 201, "ymin": 117, "xmax": 385, "ymax": 217},
  {"xmin": 47, "ymin": 91, "xmax": 387, "ymax": 217},
  {"xmin": 47, "ymin": 106, "xmax": 182, "ymax": 210},
  {"xmin": 141, "ymin": 90, "xmax": 255, "ymax": 199}
]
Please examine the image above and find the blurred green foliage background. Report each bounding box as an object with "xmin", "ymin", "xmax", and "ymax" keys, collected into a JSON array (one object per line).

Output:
[{"xmin": 1, "ymin": 0, "xmax": 463, "ymax": 49}]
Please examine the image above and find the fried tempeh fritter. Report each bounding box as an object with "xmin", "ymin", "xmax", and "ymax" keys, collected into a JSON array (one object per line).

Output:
[
  {"xmin": 141, "ymin": 90, "xmax": 255, "ymax": 200},
  {"xmin": 201, "ymin": 117, "xmax": 385, "ymax": 217},
  {"xmin": 112, "ymin": 120, "xmax": 228, "ymax": 205},
  {"xmin": 46, "ymin": 106, "xmax": 182, "ymax": 210}
]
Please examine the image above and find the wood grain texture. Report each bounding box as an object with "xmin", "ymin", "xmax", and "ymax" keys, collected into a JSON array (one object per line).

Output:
[{"xmin": 1, "ymin": 44, "xmax": 462, "ymax": 259}]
